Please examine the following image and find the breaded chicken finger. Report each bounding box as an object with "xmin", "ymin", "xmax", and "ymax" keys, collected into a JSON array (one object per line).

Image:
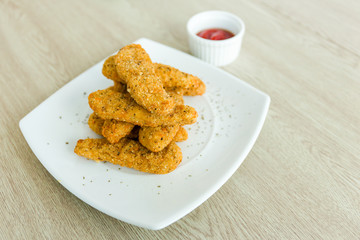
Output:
[
  {"xmin": 88, "ymin": 113, "xmax": 135, "ymax": 143},
  {"xmin": 88, "ymin": 88, "xmax": 198, "ymax": 127},
  {"xmin": 139, "ymin": 125, "xmax": 180, "ymax": 152},
  {"xmin": 103, "ymin": 55, "xmax": 206, "ymax": 96},
  {"xmin": 101, "ymin": 119, "xmax": 134, "ymax": 144},
  {"xmin": 102, "ymin": 56, "xmax": 125, "ymax": 83},
  {"xmin": 173, "ymin": 127, "xmax": 188, "ymax": 142},
  {"xmin": 115, "ymin": 44, "xmax": 175, "ymax": 115},
  {"xmin": 74, "ymin": 138, "xmax": 182, "ymax": 174},
  {"xmin": 167, "ymin": 89, "xmax": 184, "ymax": 106},
  {"xmin": 88, "ymin": 113, "xmax": 104, "ymax": 135},
  {"xmin": 154, "ymin": 63, "xmax": 206, "ymax": 96},
  {"xmin": 88, "ymin": 115, "xmax": 187, "ymax": 144}
]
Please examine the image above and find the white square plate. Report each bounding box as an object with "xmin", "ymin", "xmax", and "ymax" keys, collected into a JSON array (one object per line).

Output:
[{"xmin": 20, "ymin": 38, "xmax": 270, "ymax": 230}]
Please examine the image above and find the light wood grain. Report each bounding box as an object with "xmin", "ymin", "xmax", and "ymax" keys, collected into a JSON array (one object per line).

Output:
[{"xmin": 1, "ymin": 0, "xmax": 360, "ymax": 239}]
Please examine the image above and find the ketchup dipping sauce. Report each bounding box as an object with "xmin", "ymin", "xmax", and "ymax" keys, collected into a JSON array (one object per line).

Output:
[
  {"xmin": 187, "ymin": 10, "xmax": 245, "ymax": 66},
  {"xmin": 197, "ymin": 28, "xmax": 234, "ymax": 40}
]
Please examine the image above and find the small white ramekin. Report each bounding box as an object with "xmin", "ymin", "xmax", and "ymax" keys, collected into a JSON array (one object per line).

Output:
[{"xmin": 187, "ymin": 11, "xmax": 245, "ymax": 66}]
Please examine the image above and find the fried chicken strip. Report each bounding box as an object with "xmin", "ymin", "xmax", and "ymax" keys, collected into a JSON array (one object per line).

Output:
[
  {"xmin": 102, "ymin": 119, "xmax": 134, "ymax": 144},
  {"xmin": 173, "ymin": 127, "xmax": 188, "ymax": 142},
  {"xmin": 74, "ymin": 138, "xmax": 182, "ymax": 174},
  {"xmin": 88, "ymin": 88, "xmax": 197, "ymax": 127},
  {"xmin": 88, "ymin": 113, "xmax": 187, "ymax": 144},
  {"xmin": 139, "ymin": 125, "xmax": 180, "ymax": 152},
  {"xmin": 110, "ymin": 80, "xmax": 183, "ymax": 105},
  {"xmin": 154, "ymin": 63, "xmax": 206, "ymax": 96},
  {"xmin": 167, "ymin": 89, "xmax": 184, "ymax": 106},
  {"xmin": 88, "ymin": 112, "xmax": 104, "ymax": 135},
  {"xmin": 138, "ymin": 125, "xmax": 188, "ymax": 152},
  {"xmin": 115, "ymin": 44, "xmax": 175, "ymax": 115},
  {"xmin": 88, "ymin": 113, "xmax": 135, "ymax": 143},
  {"xmin": 102, "ymin": 56, "xmax": 206, "ymax": 96},
  {"xmin": 102, "ymin": 55, "xmax": 124, "ymax": 83}
]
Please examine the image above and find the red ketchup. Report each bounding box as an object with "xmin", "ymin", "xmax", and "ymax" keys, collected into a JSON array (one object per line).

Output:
[{"xmin": 197, "ymin": 28, "xmax": 235, "ymax": 40}]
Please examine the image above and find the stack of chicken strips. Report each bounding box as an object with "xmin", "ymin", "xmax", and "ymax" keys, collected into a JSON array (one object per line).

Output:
[{"xmin": 74, "ymin": 44, "xmax": 206, "ymax": 174}]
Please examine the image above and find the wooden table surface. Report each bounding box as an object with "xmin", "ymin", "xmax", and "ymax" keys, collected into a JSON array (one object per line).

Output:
[{"xmin": 1, "ymin": 0, "xmax": 360, "ymax": 239}]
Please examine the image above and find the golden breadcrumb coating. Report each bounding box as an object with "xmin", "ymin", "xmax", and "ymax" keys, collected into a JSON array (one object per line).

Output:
[
  {"xmin": 88, "ymin": 112, "xmax": 134, "ymax": 143},
  {"xmin": 87, "ymin": 113, "xmax": 187, "ymax": 144},
  {"xmin": 101, "ymin": 119, "xmax": 134, "ymax": 144},
  {"xmin": 173, "ymin": 127, "xmax": 188, "ymax": 142},
  {"xmin": 112, "ymin": 79, "xmax": 183, "ymax": 105},
  {"xmin": 154, "ymin": 63, "xmax": 206, "ymax": 96},
  {"xmin": 88, "ymin": 113, "xmax": 104, "ymax": 135},
  {"xmin": 167, "ymin": 89, "xmax": 184, "ymax": 106},
  {"xmin": 139, "ymin": 125, "xmax": 180, "ymax": 152},
  {"xmin": 103, "ymin": 55, "xmax": 206, "ymax": 96},
  {"xmin": 102, "ymin": 55, "xmax": 124, "ymax": 83},
  {"xmin": 74, "ymin": 138, "xmax": 182, "ymax": 174},
  {"xmin": 88, "ymin": 88, "xmax": 197, "ymax": 127},
  {"xmin": 114, "ymin": 44, "xmax": 175, "ymax": 115}
]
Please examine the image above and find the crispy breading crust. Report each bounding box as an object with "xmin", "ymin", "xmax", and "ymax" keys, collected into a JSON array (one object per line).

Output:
[
  {"xmin": 88, "ymin": 88, "xmax": 197, "ymax": 127},
  {"xmin": 102, "ymin": 55, "xmax": 124, "ymax": 83},
  {"xmin": 154, "ymin": 63, "xmax": 206, "ymax": 96},
  {"xmin": 102, "ymin": 119, "xmax": 134, "ymax": 144},
  {"xmin": 74, "ymin": 138, "xmax": 182, "ymax": 174},
  {"xmin": 87, "ymin": 113, "xmax": 187, "ymax": 144},
  {"xmin": 114, "ymin": 44, "xmax": 175, "ymax": 115},
  {"xmin": 103, "ymin": 55, "xmax": 206, "ymax": 96},
  {"xmin": 111, "ymin": 79, "xmax": 183, "ymax": 105},
  {"xmin": 173, "ymin": 127, "xmax": 188, "ymax": 142},
  {"xmin": 139, "ymin": 125, "xmax": 180, "ymax": 152},
  {"xmin": 88, "ymin": 112, "xmax": 135, "ymax": 143},
  {"xmin": 88, "ymin": 113, "xmax": 104, "ymax": 135},
  {"xmin": 167, "ymin": 89, "xmax": 184, "ymax": 106}
]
